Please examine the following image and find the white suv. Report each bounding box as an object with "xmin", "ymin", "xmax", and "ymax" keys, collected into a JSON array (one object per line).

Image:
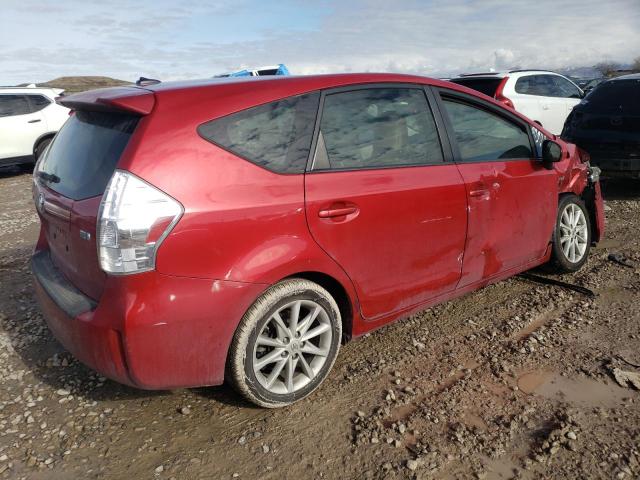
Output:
[
  {"xmin": 0, "ymin": 86, "xmax": 69, "ymax": 167},
  {"xmin": 450, "ymin": 70, "xmax": 585, "ymax": 135}
]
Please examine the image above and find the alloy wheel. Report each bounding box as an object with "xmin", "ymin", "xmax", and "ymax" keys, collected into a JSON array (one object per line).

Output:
[
  {"xmin": 559, "ymin": 203, "xmax": 588, "ymax": 263},
  {"xmin": 252, "ymin": 299, "xmax": 333, "ymax": 395}
]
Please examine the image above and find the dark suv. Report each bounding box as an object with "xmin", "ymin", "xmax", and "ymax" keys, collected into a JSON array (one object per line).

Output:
[{"xmin": 562, "ymin": 74, "xmax": 640, "ymax": 177}]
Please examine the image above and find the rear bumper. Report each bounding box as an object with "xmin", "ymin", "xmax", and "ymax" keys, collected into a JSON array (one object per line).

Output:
[
  {"xmin": 32, "ymin": 251, "xmax": 132, "ymax": 385},
  {"xmin": 32, "ymin": 249, "xmax": 267, "ymax": 389}
]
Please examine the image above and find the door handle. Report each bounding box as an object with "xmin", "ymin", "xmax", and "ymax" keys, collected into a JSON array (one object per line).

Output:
[
  {"xmin": 318, "ymin": 206, "xmax": 358, "ymax": 218},
  {"xmin": 541, "ymin": 104, "xmax": 550, "ymax": 110},
  {"xmin": 28, "ymin": 119, "xmax": 41, "ymax": 123},
  {"xmin": 469, "ymin": 189, "xmax": 489, "ymax": 198}
]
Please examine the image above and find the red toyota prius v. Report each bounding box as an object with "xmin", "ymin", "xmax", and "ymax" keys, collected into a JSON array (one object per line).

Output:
[{"xmin": 31, "ymin": 73, "xmax": 605, "ymax": 407}]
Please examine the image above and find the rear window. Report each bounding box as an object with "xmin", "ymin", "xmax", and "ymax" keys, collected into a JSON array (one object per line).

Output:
[
  {"xmin": 584, "ymin": 79, "xmax": 640, "ymax": 114},
  {"xmin": 450, "ymin": 78, "xmax": 502, "ymax": 97},
  {"xmin": 198, "ymin": 92, "xmax": 320, "ymax": 174},
  {"xmin": 37, "ymin": 111, "xmax": 138, "ymax": 200}
]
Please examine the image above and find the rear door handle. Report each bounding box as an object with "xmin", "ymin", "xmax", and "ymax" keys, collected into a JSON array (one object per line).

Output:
[
  {"xmin": 28, "ymin": 119, "xmax": 41, "ymax": 123},
  {"xmin": 318, "ymin": 206, "xmax": 358, "ymax": 218},
  {"xmin": 469, "ymin": 188, "xmax": 489, "ymax": 198}
]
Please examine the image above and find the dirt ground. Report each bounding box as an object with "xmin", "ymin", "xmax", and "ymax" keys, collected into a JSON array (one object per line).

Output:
[{"xmin": 0, "ymin": 168, "xmax": 638, "ymax": 480}]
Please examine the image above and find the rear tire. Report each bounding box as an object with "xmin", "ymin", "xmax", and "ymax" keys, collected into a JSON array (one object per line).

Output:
[
  {"xmin": 227, "ymin": 279, "xmax": 342, "ymax": 408},
  {"xmin": 34, "ymin": 137, "xmax": 52, "ymax": 162},
  {"xmin": 549, "ymin": 195, "xmax": 591, "ymax": 273}
]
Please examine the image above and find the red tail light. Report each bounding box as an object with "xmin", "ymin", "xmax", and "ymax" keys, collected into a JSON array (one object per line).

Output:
[{"xmin": 494, "ymin": 76, "xmax": 514, "ymax": 109}]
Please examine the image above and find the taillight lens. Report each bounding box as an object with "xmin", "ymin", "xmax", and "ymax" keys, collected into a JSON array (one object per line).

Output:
[
  {"xmin": 494, "ymin": 76, "xmax": 514, "ymax": 109},
  {"xmin": 496, "ymin": 94, "xmax": 515, "ymax": 109},
  {"xmin": 98, "ymin": 170, "xmax": 183, "ymax": 274}
]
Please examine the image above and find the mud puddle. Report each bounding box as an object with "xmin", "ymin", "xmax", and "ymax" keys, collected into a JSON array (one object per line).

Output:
[{"xmin": 517, "ymin": 370, "xmax": 634, "ymax": 407}]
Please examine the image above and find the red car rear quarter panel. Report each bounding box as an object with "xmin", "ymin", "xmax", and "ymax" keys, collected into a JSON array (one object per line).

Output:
[{"xmin": 105, "ymin": 272, "xmax": 266, "ymax": 388}]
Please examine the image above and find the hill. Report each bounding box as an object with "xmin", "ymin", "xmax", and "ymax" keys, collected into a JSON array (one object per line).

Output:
[{"xmin": 35, "ymin": 76, "xmax": 131, "ymax": 94}]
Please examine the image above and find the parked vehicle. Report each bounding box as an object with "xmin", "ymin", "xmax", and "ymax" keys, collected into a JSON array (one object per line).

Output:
[
  {"xmin": 215, "ymin": 64, "xmax": 290, "ymax": 78},
  {"xmin": 0, "ymin": 86, "xmax": 69, "ymax": 167},
  {"xmin": 31, "ymin": 74, "xmax": 604, "ymax": 407},
  {"xmin": 562, "ymin": 74, "xmax": 640, "ymax": 177},
  {"xmin": 450, "ymin": 70, "xmax": 585, "ymax": 135},
  {"xmin": 581, "ymin": 78, "xmax": 605, "ymax": 94}
]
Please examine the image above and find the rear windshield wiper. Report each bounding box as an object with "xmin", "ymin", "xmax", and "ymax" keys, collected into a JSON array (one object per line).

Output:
[{"xmin": 37, "ymin": 171, "xmax": 61, "ymax": 184}]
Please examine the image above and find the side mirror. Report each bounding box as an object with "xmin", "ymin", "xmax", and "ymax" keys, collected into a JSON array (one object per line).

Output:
[{"xmin": 542, "ymin": 139, "xmax": 562, "ymax": 169}]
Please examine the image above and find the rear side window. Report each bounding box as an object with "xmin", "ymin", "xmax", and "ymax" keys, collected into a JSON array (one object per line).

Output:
[
  {"xmin": 515, "ymin": 75, "xmax": 555, "ymax": 97},
  {"xmin": 584, "ymin": 79, "xmax": 640, "ymax": 114},
  {"xmin": 198, "ymin": 92, "xmax": 320, "ymax": 174},
  {"xmin": 0, "ymin": 95, "xmax": 31, "ymax": 117},
  {"xmin": 442, "ymin": 99, "xmax": 532, "ymax": 162},
  {"xmin": 37, "ymin": 111, "xmax": 138, "ymax": 200},
  {"xmin": 27, "ymin": 94, "xmax": 51, "ymax": 112},
  {"xmin": 316, "ymin": 88, "xmax": 443, "ymax": 170},
  {"xmin": 450, "ymin": 78, "xmax": 502, "ymax": 97}
]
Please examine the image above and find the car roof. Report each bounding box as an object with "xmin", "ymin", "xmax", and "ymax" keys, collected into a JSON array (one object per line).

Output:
[
  {"xmin": 0, "ymin": 86, "xmax": 64, "ymax": 95},
  {"xmin": 453, "ymin": 70, "xmax": 565, "ymax": 80},
  {"xmin": 609, "ymin": 73, "xmax": 640, "ymax": 81},
  {"xmin": 61, "ymin": 72, "xmax": 547, "ymax": 134},
  {"xmin": 140, "ymin": 73, "xmax": 446, "ymax": 94}
]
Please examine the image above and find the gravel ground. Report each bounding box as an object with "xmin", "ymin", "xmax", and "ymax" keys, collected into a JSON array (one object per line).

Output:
[{"xmin": 0, "ymin": 168, "xmax": 638, "ymax": 480}]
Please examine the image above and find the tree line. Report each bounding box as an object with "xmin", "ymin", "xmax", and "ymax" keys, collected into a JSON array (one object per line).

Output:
[{"xmin": 594, "ymin": 57, "xmax": 640, "ymax": 78}]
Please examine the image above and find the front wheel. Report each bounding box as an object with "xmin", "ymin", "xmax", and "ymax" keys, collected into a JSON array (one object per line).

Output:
[
  {"xmin": 549, "ymin": 195, "xmax": 591, "ymax": 273},
  {"xmin": 227, "ymin": 279, "xmax": 342, "ymax": 408}
]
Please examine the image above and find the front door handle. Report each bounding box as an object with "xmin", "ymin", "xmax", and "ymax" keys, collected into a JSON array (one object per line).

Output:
[
  {"xmin": 318, "ymin": 206, "xmax": 358, "ymax": 218},
  {"xmin": 28, "ymin": 119, "xmax": 41, "ymax": 123}
]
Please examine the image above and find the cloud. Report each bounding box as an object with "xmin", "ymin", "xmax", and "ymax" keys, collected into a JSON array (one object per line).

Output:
[{"xmin": 0, "ymin": 0, "xmax": 638, "ymax": 84}]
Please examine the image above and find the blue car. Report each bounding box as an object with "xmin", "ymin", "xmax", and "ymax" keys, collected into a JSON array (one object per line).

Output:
[{"xmin": 215, "ymin": 64, "xmax": 290, "ymax": 78}]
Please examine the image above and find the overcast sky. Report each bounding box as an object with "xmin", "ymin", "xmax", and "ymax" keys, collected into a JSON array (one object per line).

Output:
[{"xmin": 1, "ymin": 0, "xmax": 638, "ymax": 85}]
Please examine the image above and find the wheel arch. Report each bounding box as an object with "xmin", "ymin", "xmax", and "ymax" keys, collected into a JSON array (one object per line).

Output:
[
  {"xmin": 283, "ymin": 271, "xmax": 354, "ymax": 342},
  {"xmin": 32, "ymin": 131, "xmax": 56, "ymax": 155}
]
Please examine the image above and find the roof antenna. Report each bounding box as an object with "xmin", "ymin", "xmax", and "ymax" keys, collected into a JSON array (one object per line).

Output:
[{"xmin": 136, "ymin": 77, "xmax": 161, "ymax": 86}]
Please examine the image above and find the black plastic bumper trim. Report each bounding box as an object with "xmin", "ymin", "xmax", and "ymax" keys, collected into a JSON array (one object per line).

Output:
[{"xmin": 31, "ymin": 250, "xmax": 97, "ymax": 318}]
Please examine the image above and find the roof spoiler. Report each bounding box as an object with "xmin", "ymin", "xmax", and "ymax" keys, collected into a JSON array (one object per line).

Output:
[{"xmin": 57, "ymin": 87, "xmax": 155, "ymax": 115}]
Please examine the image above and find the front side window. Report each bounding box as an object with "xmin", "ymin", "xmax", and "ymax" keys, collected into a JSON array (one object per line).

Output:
[
  {"xmin": 317, "ymin": 88, "xmax": 443, "ymax": 170},
  {"xmin": 198, "ymin": 92, "xmax": 320, "ymax": 174},
  {"xmin": 549, "ymin": 76, "xmax": 582, "ymax": 98},
  {"xmin": 0, "ymin": 95, "xmax": 31, "ymax": 117},
  {"xmin": 27, "ymin": 94, "xmax": 51, "ymax": 112},
  {"xmin": 442, "ymin": 98, "xmax": 532, "ymax": 162}
]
